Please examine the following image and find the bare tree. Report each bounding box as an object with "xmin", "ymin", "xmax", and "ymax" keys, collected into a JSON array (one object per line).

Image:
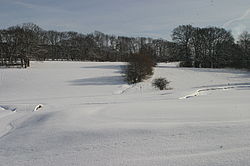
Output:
[{"xmin": 172, "ymin": 25, "xmax": 194, "ymax": 66}]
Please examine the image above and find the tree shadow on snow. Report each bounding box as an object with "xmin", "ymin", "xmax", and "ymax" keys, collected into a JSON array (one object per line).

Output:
[
  {"xmin": 69, "ymin": 76, "xmax": 125, "ymax": 86},
  {"xmin": 81, "ymin": 64, "xmax": 125, "ymax": 70},
  {"xmin": 156, "ymin": 65, "xmax": 180, "ymax": 69},
  {"xmin": 81, "ymin": 65, "xmax": 126, "ymax": 74}
]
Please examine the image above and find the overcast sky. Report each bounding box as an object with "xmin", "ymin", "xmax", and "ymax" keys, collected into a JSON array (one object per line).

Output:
[{"xmin": 0, "ymin": 0, "xmax": 250, "ymax": 40}]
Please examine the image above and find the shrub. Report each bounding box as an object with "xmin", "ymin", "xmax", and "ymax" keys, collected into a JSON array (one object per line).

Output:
[
  {"xmin": 125, "ymin": 52, "xmax": 154, "ymax": 84},
  {"xmin": 152, "ymin": 78, "xmax": 170, "ymax": 90}
]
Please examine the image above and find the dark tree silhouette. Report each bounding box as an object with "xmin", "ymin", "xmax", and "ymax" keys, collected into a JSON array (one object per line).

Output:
[{"xmin": 125, "ymin": 51, "xmax": 154, "ymax": 84}]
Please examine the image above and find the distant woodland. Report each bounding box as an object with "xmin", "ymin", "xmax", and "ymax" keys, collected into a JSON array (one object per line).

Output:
[{"xmin": 0, "ymin": 23, "xmax": 250, "ymax": 69}]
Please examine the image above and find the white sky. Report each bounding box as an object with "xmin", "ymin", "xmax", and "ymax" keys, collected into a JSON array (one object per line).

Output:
[{"xmin": 0, "ymin": 0, "xmax": 250, "ymax": 40}]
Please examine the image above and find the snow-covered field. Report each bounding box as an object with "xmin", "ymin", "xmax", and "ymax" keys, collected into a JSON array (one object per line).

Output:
[{"xmin": 1, "ymin": 61, "xmax": 250, "ymax": 166}]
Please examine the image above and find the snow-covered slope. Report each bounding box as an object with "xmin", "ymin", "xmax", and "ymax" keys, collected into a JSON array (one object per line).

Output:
[{"xmin": 1, "ymin": 61, "xmax": 250, "ymax": 166}]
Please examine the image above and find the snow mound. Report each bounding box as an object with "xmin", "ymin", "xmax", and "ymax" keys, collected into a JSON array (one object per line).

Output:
[
  {"xmin": 33, "ymin": 104, "xmax": 44, "ymax": 112},
  {"xmin": 0, "ymin": 106, "xmax": 16, "ymax": 112}
]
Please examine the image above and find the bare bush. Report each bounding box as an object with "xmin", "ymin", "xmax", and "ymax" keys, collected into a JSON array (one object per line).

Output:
[{"xmin": 152, "ymin": 78, "xmax": 170, "ymax": 90}]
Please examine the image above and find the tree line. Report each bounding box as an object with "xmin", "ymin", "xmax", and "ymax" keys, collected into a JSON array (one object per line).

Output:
[
  {"xmin": 172, "ymin": 25, "xmax": 250, "ymax": 69},
  {"xmin": 0, "ymin": 23, "xmax": 174, "ymax": 67},
  {"xmin": 0, "ymin": 23, "xmax": 250, "ymax": 69}
]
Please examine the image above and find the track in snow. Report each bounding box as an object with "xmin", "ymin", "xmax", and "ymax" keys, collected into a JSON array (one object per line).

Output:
[{"xmin": 179, "ymin": 83, "xmax": 250, "ymax": 99}]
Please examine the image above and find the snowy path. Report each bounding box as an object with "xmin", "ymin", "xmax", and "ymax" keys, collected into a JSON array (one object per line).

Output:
[{"xmin": 1, "ymin": 62, "xmax": 250, "ymax": 166}]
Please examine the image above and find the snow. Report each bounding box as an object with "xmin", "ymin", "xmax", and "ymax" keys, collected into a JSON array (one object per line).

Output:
[{"xmin": 1, "ymin": 61, "xmax": 250, "ymax": 166}]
